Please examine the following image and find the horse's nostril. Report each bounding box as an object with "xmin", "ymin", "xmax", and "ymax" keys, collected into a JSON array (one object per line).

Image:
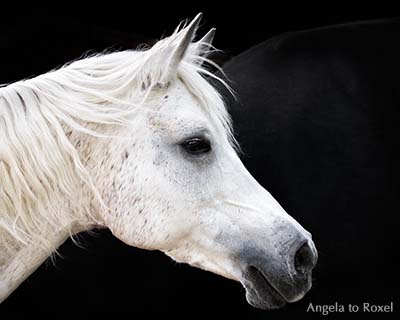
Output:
[{"xmin": 294, "ymin": 242, "xmax": 315, "ymax": 275}]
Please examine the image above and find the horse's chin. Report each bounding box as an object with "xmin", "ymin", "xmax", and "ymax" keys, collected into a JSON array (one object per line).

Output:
[{"xmin": 241, "ymin": 267, "xmax": 288, "ymax": 310}]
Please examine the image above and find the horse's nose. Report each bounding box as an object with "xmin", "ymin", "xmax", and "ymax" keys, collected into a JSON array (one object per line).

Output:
[
  {"xmin": 293, "ymin": 240, "xmax": 317, "ymax": 276},
  {"xmin": 239, "ymin": 235, "xmax": 318, "ymax": 307}
]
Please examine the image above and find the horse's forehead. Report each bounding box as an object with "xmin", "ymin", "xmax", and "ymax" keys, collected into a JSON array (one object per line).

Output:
[
  {"xmin": 165, "ymin": 80, "xmax": 194, "ymax": 103},
  {"xmin": 159, "ymin": 81, "xmax": 206, "ymax": 119},
  {"xmin": 149, "ymin": 79, "xmax": 226, "ymax": 139},
  {"xmin": 145, "ymin": 92, "xmax": 205, "ymax": 136}
]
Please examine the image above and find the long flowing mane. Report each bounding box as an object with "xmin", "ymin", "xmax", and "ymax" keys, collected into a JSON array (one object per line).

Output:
[{"xmin": 0, "ymin": 25, "xmax": 235, "ymax": 266}]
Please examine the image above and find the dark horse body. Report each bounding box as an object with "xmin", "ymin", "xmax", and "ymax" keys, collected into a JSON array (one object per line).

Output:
[{"xmin": 219, "ymin": 18, "xmax": 400, "ymax": 308}]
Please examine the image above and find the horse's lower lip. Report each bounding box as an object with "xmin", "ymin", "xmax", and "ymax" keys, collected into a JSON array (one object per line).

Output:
[{"xmin": 242, "ymin": 266, "xmax": 288, "ymax": 309}]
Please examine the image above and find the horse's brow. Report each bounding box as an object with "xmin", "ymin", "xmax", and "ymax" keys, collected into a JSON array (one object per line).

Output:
[
  {"xmin": 178, "ymin": 120, "xmax": 211, "ymax": 132},
  {"xmin": 169, "ymin": 123, "xmax": 211, "ymax": 140}
]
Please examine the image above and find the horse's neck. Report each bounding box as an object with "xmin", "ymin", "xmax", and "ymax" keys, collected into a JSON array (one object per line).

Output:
[
  {"xmin": 0, "ymin": 128, "xmax": 101, "ymax": 302},
  {"xmin": 0, "ymin": 89, "xmax": 108, "ymax": 302},
  {"xmin": 0, "ymin": 225, "xmax": 71, "ymax": 302},
  {"xmin": 0, "ymin": 218, "xmax": 89, "ymax": 303}
]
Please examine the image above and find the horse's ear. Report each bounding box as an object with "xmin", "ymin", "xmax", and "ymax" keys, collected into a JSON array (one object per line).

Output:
[
  {"xmin": 193, "ymin": 28, "xmax": 216, "ymax": 56},
  {"xmin": 162, "ymin": 13, "xmax": 202, "ymax": 81}
]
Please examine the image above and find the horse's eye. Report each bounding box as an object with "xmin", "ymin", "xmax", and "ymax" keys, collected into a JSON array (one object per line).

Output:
[{"xmin": 180, "ymin": 137, "xmax": 211, "ymax": 155}]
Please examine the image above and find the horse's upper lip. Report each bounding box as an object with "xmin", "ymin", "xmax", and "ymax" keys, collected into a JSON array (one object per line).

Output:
[{"xmin": 242, "ymin": 265, "xmax": 288, "ymax": 309}]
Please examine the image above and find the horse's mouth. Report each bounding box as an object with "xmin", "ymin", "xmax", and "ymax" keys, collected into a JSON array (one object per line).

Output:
[{"xmin": 242, "ymin": 266, "xmax": 287, "ymax": 310}]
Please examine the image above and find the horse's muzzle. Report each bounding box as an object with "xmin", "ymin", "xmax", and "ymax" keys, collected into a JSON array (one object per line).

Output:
[{"xmin": 239, "ymin": 238, "xmax": 317, "ymax": 310}]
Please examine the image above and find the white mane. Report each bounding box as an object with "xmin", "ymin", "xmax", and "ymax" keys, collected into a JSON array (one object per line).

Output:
[{"xmin": 0, "ymin": 25, "xmax": 235, "ymax": 265}]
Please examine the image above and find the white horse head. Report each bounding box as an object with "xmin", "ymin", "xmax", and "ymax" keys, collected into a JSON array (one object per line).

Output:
[{"xmin": 0, "ymin": 14, "xmax": 317, "ymax": 309}]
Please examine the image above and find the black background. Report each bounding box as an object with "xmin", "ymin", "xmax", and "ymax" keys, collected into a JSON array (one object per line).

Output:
[{"xmin": 1, "ymin": 3, "xmax": 400, "ymax": 317}]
